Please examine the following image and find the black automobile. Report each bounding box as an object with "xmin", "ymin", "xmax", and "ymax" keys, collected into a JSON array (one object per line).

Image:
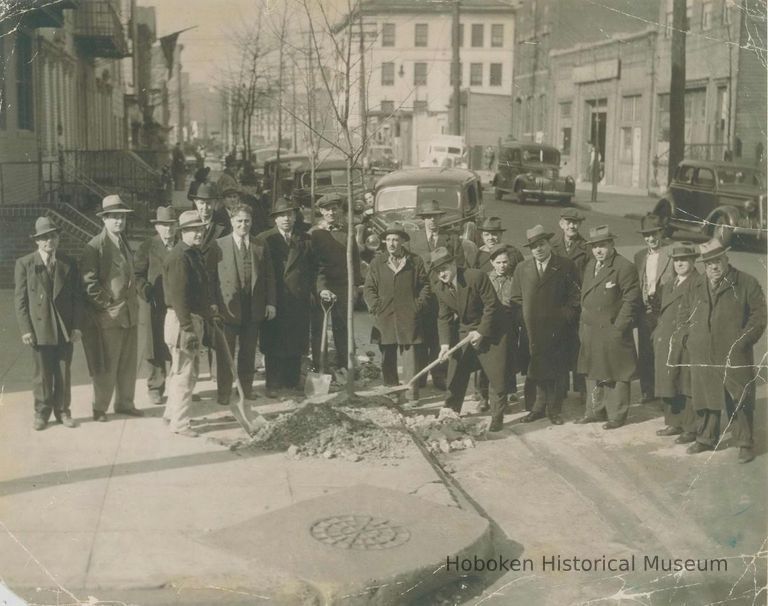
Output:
[{"xmin": 492, "ymin": 141, "xmax": 575, "ymax": 205}]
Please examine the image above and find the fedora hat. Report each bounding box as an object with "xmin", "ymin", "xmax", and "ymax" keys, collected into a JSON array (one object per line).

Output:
[
  {"xmin": 416, "ymin": 199, "xmax": 446, "ymax": 216},
  {"xmin": 97, "ymin": 194, "xmax": 133, "ymax": 216},
  {"xmin": 488, "ymin": 243, "xmax": 513, "ymax": 261},
  {"xmin": 669, "ymin": 242, "xmax": 699, "ymax": 259},
  {"xmin": 178, "ymin": 210, "xmax": 207, "ymax": 230},
  {"xmin": 30, "ymin": 216, "xmax": 60, "ymax": 239},
  {"xmin": 560, "ymin": 208, "xmax": 585, "ymax": 222},
  {"xmin": 270, "ymin": 197, "xmax": 300, "ymax": 215},
  {"xmin": 150, "ymin": 206, "xmax": 177, "ymax": 224},
  {"xmin": 222, "ymin": 185, "xmax": 241, "ymax": 196},
  {"xmin": 523, "ymin": 224, "xmax": 554, "ymax": 247},
  {"xmin": 586, "ymin": 225, "xmax": 617, "ymax": 245},
  {"xmin": 317, "ymin": 193, "xmax": 344, "ymax": 208},
  {"xmin": 479, "ymin": 217, "xmax": 506, "ymax": 233},
  {"xmin": 381, "ymin": 221, "xmax": 410, "ymax": 242},
  {"xmin": 429, "ymin": 246, "xmax": 455, "ymax": 272},
  {"xmin": 699, "ymin": 239, "xmax": 730, "ymax": 262},
  {"xmin": 190, "ymin": 181, "xmax": 221, "ymax": 201},
  {"xmin": 637, "ymin": 213, "xmax": 664, "ymax": 234}
]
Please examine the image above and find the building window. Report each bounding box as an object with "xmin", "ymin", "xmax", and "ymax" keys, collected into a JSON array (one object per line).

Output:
[
  {"xmin": 489, "ymin": 63, "xmax": 502, "ymax": 86},
  {"xmin": 413, "ymin": 99, "xmax": 428, "ymax": 112},
  {"xmin": 471, "ymin": 24, "xmax": 484, "ymax": 47},
  {"xmin": 381, "ymin": 100, "xmax": 394, "ymax": 113},
  {"xmin": 620, "ymin": 127, "xmax": 634, "ymax": 162},
  {"xmin": 469, "ymin": 63, "xmax": 482, "ymax": 86},
  {"xmin": 414, "ymin": 23, "xmax": 427, "ymax": 47},
  {"xmin": 381, "ymin": 62, "xmax": 394, "ymax": 86},
  {"xmin": 491, "ymin": 24, "xmax": 503, "ymax": 47},
  {"xmin": 382, "ymin": 23, "xmax": 395, "ymax": 46},
  {"xmin": 622, "ymin": 95, "xmax": 641, "ymax": 122},
  {"xmin": 702, "ymin": 2, "xmax": 713, "ymax": 29},
  {"xmin": 561, "ymin": 127, "xmax": 572, "ymax": 155},
  {"xmin": 560, "ymin": 101, "xmax": 572, "ymax": 119},
  {"xmin": 458, "ymin": 24, "xmax": 464, "ymax": 47},
  {"xmin": 414, "ymin": 62, "xmax": 427, "ymax": 86},
  {"xmin": 16, "ymin": 32, "xmax": 34, "ymax": 131}
]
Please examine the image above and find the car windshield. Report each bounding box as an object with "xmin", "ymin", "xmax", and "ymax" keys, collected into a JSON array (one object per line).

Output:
[
  {"xmin": 376, "ymin": 185, "xmax": 461, "ymax": 212},
  {"xmin": 717, "ymin": 167, "xmax": 762, "ymax": 187},
  {"xmin": 521, "ymin": 147, "xmax": 560, "ymax": 165},
  {"xmin": 301, "ymin": 168, "xmax": 363, "ymax": 188}
]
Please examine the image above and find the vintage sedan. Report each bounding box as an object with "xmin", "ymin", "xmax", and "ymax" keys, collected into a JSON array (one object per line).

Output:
[
  {"xmin": 653, "ymin": 160, "xmax": 766, "ymax": 247},
  {"xmin": 492, "ymin": 141, "xmax": 575, "ymax": 205}
]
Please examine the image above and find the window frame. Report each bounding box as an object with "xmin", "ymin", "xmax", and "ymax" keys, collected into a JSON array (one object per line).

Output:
[
  {"xmin": 469, "ymin": 62, "xmax": 482, "ymax": 86},
  {"xmin": 382, "ymin": 23, "xmax": 395, "ymax": 47},
  {"xmin": 489, "ymin": 63, "xmax": 502, "ymax": 86},
  {"xmin": 414, "ymin": 23, "xmax": 428, "ymax": 47},
  {"xmin": 381, "ymin": 62, "xmax": 395, "ymax": 86},
  {"xmin": 413, "ymin": 62, "xmax": 427, "ymax": 86},
  {"xmin": 491, "ymin": 24, "xmax": 503, "ymax": 47},
  {"xmin": 471, "ymin": 23, "xmax": 484, "ymax": 47},
  {"xmin": 16, "ymin": 31, "xmax": 34, "ymax": 132}
]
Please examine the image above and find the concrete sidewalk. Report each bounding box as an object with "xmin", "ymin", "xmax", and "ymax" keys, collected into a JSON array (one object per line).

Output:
[{"xmin": 571, "ymin": 185, "xmax": 661, "ymax": 220}]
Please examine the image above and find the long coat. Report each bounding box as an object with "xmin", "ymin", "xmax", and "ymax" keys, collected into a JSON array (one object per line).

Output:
[
  {"xmin": 258, "ymin": 227, "xmax": 315, "ymax": 357},
  {"xmin": 363, "ymin": 252, "xmax": 431, "ymax": 345},
  {"xmin": 15, "ymin": 251, "xmax": 82, "ymax": 345},
  {"xmin": 549, "ymin": 232, "xmax": 590, "ymax": 278},
  {"xmin": 652, "ymin": 273, "xmax": 697, "ymax": 398},
  {"xmin": 209, "ymin": 234, "xmax": 277, "ymax": 328},
  {"xmin": 577, "ymin": 251, "xmax": 641, "ymax": 381},
  {"xmin": 134, "ymin": 235, "xmax": 174, "ymax": 363},
  {"xmin": 679, "ymin": 267, "xmax": 766, "ymax": 410},
  {"xmin": 435, "ymin": 268, "xmax": 507, "ymax": 388},
  {"xmin": 310, "ymin": 226, "xmax": 363, "ymax": 295},
  {"xmin": 510, "ymin": 254, "xmax": 581, "ymax": 381}
]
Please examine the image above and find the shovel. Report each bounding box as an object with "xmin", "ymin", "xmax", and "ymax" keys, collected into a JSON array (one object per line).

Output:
[
  {"xmin": 212, "ymin": 320, "xmax": 267, "ymax": 435},
  {"xmin": 304, "ymin": 298, "xmax": 335, "ymax": 397}
]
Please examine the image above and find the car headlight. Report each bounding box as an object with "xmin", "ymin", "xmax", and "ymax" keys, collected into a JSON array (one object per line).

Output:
[
  {"xmin": 353, "ymin": 199, "xmax": 365, "ymax": 213},
  {"xmin": 744, "ymin": 199, "xmax": 757, "ymax": 214},
  {"xmin": 365, "ymin": 234, "xmax": 381, "ymax": 251}
]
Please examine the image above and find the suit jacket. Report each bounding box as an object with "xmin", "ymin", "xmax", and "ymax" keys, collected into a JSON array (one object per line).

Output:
[
  {"xmin": 200, "ymin": 221, "xmax": 227, "ymax": 271},
  {"xmin": 310, "ymin": 225, "xmax": 362, "ymax": 295},
  {"xmin": 577, "ymin": 250, "xmax": 641, "ymax": 381},
  {"xmin": 549, "ymin": 231, "xmax": 590, "ymax": 279},
  {"xmin": 209, "ymin": 234, "xmax": 277, "ymax": 328},
  {"xmin": 408, "ymin": 228, "xmax": 466, "ymax": 271},
  {"xmin": 510, "ymin": 254, "xmax": 580, "ymax": 380},
  {"xmin": 257, "ymin": 227, "xmax": 315, "ymax": 355},
  {"xmin": 15, "ymin": 250, "xmax": 82, "ymax": 346},
  {"xmin": 634, "ymin": 245, "xmax": 673, "ymax": 311},
  {"xmin": 679, "ymin": 268, "xmax": 766, "ymax": 410},
  {"xmin": 135, "ymin": 234, "xmax": 174, "ymax": 362}
]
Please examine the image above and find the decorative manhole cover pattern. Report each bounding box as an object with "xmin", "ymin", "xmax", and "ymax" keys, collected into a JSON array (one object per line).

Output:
[{"xmin": 310, "ymin": 515, "xmax": 411, "ymax": 550}]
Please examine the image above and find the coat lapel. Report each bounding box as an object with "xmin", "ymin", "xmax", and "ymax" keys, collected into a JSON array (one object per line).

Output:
[
  {"xmin": 52, "ymin": 255, "xmax": 70, "ymax": 298},
  {"xmin": 537, "ymin": 256, "xmax": 560, "ymax": 288},
  {"xmin": 284, "ymin": 231, "xmax": 300, "ymax": 274},
  {"xmin": 456, "ymin": 270, "xmax": 469, "ymax": 317}
]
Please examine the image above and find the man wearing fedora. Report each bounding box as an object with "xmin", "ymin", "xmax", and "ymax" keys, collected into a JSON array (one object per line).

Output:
[
  {"xmin": 162, "ymin": 210, "xmax": 215, "ymax": 437},
  {"xmin": 257, "ymin": 198, "xmax": 316, "ymax": 394},
  {"xmin": 652, "ymin": 242, "xmax": 699, "ymax": 443},
  {"xmin": 475, "ymin": 217, "xmax": 524, "ymax": 274},
  {"xmin": 364, "ymin": 222, "xmax": 431, "ymax": 402},
  {"xmin": 309, "ymin": 193, "xmax": 362, "ymax": 371},
  {"xmin": 134, "ymin": 206, "xmax": 177, "ymax": 405},
  {"xmin": 550, "ymin": 208, "xmax": 590, "ymax": 407},
  {"xmin": 634, "ymin": 213, "xmax": 673, "ymax": 403},
  {"xmin": 576, "ymin": 225, "xmax": 641, "ymax": 429},
  {"xmin": 678, "ymin": 240, "xmax": 765, "ymax": 463},
  {"xmin": 15, "ymin": 217, "xmax": 83, "ymax": 430},
  {"xmin": 432, "ymin": 247, "xmax": 507, "ymax": 431},
  {"xmin": 209, "ymin": 204, "xmax": 276, "ymax": 403},
  {"xmin": 80, "ymin": 195, "xmax": 143, "ymax": 421},
  {"xmin": 511, "ymin": 225, "xmax": 581, "ymax": 425}
]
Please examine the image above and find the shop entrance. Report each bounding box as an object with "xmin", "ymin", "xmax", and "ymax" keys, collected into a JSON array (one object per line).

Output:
[{"xmin": 585, "ymin": 98, "xmax": 607, "ymax": 181}]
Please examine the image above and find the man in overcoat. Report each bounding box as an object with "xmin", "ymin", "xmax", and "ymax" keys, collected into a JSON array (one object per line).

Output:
[
  {"xmin": 433, "ymin": 247, "xmax": 507, "ymax": 431},
  {"xmin": 511, "ymin": 225, "xmax": 581, "ymax": 425},
  {"xmin": 209, "ymin": 204, "xmax": 276, "ymax": 403},
  {"xmin": 134, "ymin": 206, "xmax": 177, "ymax": 404},
  {"xmin": 652, "ymin": 242, "xmax": 699, "ymax": 442},
  {"xmin": 680, "ymin": 240, "xmax": 766, "ymax": 463},
  {"xmin": 634, "ymin": 214, "xmax": 673, "ymax": 402},
  {"xmin": 576, "ymin": 225, "xmax": 641, "ymax": 429},
  {"xmin": 550, "ymin": 208, "xmax": 589, "ymax": 406},
  {"xmin": 81, "ymin": 195, "xmax": 143, "ymax": 422},
  {"xmin": 258, "ymin": 198, "xmax": 315, "ymax": 393},
  {"xmin": 364, "ymin": 223, "xmax": 431, "ymax": 402},
  {"xmin": 15, "ymin": 217, "xmax": 83, "ymax": 430}
]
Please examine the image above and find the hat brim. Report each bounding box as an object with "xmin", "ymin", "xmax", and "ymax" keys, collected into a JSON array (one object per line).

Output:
[
  {"xmin": 30, "ymin": 227, "xmax": 60, "ymax": 239},
  {"xmin": 669, "ymin": 252, "xmax": 699, "ymax": 259},
  {"xmin": 700, "ymin": 247, "xmax": 730, "ymax": 262},
  {"xmin": 179, "ymin": 221, "xmax": 207, "ymax": 229},
  {"xmin": 637, "ymin": 227, "xmax": 664, "ymax": 234},
  {"xmin": 587, "ymin": 235, "xmax": 617, "ymax": 245},
  {"xmin": 97, "ymin": 208, "xmax": 134, "ymax": 216},
  {"xmin": 480, "ymin": 227, "xmax": 506, "ymax": 233},
  {"xmin": 270, "ymin": 206, "xmax": 300, "ymax": 216},
  {"xmin": 523, "ymin": 233, "xmax": 554, "ymax": 247},
  {"xmin": 417, "ymin": 210, "xmax": 446, "ymax": 216},
  {"xmin": 429, "ymin": 257, "xmax": 454, "ymax": 272},
  {"xmin": 560, "ymin": 214, "xmax": 585, "ymax": 222},
  {"xmin": 150, "ymin": 219, "xmax": 177, "ymax": 224},
  {"xmin": 381, "ymin": 230, "xmax": 410, "ymax": 241}
]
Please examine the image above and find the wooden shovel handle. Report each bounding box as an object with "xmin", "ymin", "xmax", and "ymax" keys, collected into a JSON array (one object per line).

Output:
[{"xmin": 405, "ymin": 334, "xmax": 473, "ymax": 388}]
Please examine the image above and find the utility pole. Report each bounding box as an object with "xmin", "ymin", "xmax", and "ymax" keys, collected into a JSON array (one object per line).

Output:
[
  {"xmin": 452, "ymin": 0, "xmax": 461, "ymax": 135},
  {"xmin": 668, "ymin": 0, "xmax": 686, "ymax": 185},
  {"xmin": 176, "ymin": 44, "xmax": 184, "ymax": 144},
  {"xmin": 291, "ymin": 62, "xmax": 298, "ymax": 151},
  {"xmin": 358, "ymin": 11, "xmax": 368, "ymax": 159}
]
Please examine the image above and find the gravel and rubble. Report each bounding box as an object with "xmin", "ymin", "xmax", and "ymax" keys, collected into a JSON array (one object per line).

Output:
[{"xmin": 405, "ymin": 408, "xmax": 489, "ymax": 455}]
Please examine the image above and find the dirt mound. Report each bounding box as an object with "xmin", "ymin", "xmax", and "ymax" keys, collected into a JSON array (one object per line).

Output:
[{"xmin": 405, "ymin": 408, "xmax": 488, "ymax": 454}]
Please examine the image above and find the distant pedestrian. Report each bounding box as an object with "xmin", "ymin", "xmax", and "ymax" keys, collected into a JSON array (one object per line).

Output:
[
  {"xmin": 14, "ymin": 217, "xmax": 83, "ymax": 430},
  {"xmin": 134, "ymin": 206, "xmax": 177, "ymax": 405},
  {"xmin": 171, "ymin": 143, "xmax": 186, "ymax": 191},
  {"xmin": 80, "ymin": 195, "xmax": 143, "ymax": 422}
]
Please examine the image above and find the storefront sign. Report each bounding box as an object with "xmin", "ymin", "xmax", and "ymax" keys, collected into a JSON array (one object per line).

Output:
[{"xmin": 573, "ymin": 60, "xmax": 620, "ymax": 83}]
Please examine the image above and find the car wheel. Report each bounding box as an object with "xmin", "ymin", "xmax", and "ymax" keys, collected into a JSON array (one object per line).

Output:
[{"xmin": 494, "ymin": 187, "xmax": 503, "ymax": 201}]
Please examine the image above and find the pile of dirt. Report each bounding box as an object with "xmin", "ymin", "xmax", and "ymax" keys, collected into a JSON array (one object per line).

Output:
[{"xmin": 405, "ymin": 408, "xmax": 488, "ymax": 454}]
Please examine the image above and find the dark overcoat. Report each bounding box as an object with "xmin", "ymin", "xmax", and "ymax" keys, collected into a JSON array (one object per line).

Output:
[
  {"xmin": 134, "ymin": 235, "xmax": 174, "ymax": 362},
  {"xmin": 652, "ymin": 273, "xmax": 697, "ymax": 398},
  {"xmin": 258, "ymin": 227, "xmax": 315, "ymax": 357},
  {"xmin": 310, "ymin": 226, "xmax": 362, "ymax": 295},
  {"xmin": 510, "ymin": 254, "xmax": 581, "ymax": 381},
  {"xmin": 679, "ymin": 268, "xmax": 766, "ymax": 411},
  {"xmin": 363, "ymin": 252, "xmax": 431, "ymax": 345},
  {"xmin": 435, "ymin": 268, "xmax": 507, "ymax": 388},
  {"xmin": 15, "ymin": 251, "xmax": 82, "ymax": 344},
  {"xmin": 577, "ymin": 251, "xmax": 641, "ymax": 381}
]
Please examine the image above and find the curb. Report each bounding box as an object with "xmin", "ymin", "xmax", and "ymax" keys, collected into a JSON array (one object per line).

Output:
[{"xmin": 572, "ymin": 200, "xmax": 644, "ymax": 221}]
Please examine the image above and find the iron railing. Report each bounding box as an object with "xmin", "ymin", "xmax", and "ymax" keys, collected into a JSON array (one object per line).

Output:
[{"xmin": 73, "ymin": 0, "xmax": 129, "ymax": 58}]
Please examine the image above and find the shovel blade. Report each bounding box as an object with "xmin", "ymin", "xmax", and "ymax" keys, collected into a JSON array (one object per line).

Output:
[{"xmin": 304, "ymin": 372, "xmax": 332, "ymax": 397}]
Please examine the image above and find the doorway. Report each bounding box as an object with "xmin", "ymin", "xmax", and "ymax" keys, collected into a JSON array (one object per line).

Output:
[{"xmin": 586, "ymin": 98, "xmax": 607, "ymax": 181}]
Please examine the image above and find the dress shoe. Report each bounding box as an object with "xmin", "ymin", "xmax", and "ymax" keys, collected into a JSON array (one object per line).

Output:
[
  {"xmin": 686, "ymin": 442, "xmax": 712, "ymax": 455},
  {"xmin": 60, "ymin": 413, "xmax": 76, "ymax": 428},
  {"xmin": 93, "ymin": 411, "xmax": 108, "ymax": 422},
  {"xmin": 477, "ymin": 400, "xmax": 490, "ymax": 413},
  {"xmin": 639, "ymin": 394, "xmax": 657, "ymax": 404},
  {"xmin": 602, "ymin": 420, "xmax": 624, "ymax": 430},
  {"xmin": 738, "ymin": 447, "xmax": 755, "ymax": 464},
  {"xmin": 675, "ymin": 432, "xmax": 696, "ymax": 444},
  {"xmin": 548, "ymin": 415, "xmax": 564, "ymax": 426},
  {"xmin": 488, "ymin": 419, "xmax": 504, "ymax": 432},
  {"xmin": 574, "ymin": 415, "xmax": 601, "ymax": 424},
  {"xmin": 33, "ymin": 416, "xmax": 47, "ymax": 431},
  {"xmin": 217, "ymin": 396, "xmax": 230, "ymax": 406},
  {"xmin": 507, "ymin": 393, "xmax": 519, "ymax": 404},
  {"xmin": 656, "ymin": 426, "xmax": 683, "ymax": 437},
  {"xmin": 521, "ymin": 411, "xmax": 545, "ymax": 423},
  {"xmin": 149, "ymin": 391, "xmax": 164, "ymax": 405},
  {"xmin": 116, "ymin": 407, "xmax": 144, "ymax": 417},
  {"xmin": 174, "ymin": 428, "xmax": 199, "ymax": 438},
  {"xmin": 264, "ymin": 389, "xmax": 279, "ymax": 399}
]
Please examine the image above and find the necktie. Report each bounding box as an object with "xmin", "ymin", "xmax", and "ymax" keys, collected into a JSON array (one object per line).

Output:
[
  {"xmin": 284, "ymin": 232, "xmax": 292, "ymax": 246},
  {"xmin": 594, "ymin": 261, "xmax": 603, "ymax": 277},
  {"xmin": 428, "ymin": 233, "xmax": 437, "ymax": 249},
  {"xmin": 45, "ymin": 256, "xmax": 53, "ymax": 275},
  {"xmin": 537, "ymin": 261, "xmax": 545, "ymax": 277}
]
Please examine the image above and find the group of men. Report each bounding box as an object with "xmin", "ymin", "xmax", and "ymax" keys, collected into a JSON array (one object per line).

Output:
[{"xmin": 14, "ymin": 190, "xmax": 766, "ymax": 461}]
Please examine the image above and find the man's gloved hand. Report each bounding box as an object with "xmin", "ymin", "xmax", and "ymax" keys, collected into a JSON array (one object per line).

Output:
[
  {"xmin": 468, "ymin": 330, "xmax": 483, "ymax": 348},
  {"xmin": 265, "ymin": 305, "xmax": 276, "ymax": 321},
  {"xmin": 438, "ymin": 344, "xmax": 451, "ymax": 363},
  {"xmin": 320, "ymin": 289, "xmax": 336, "ymax": 303},
  {"xmin": 180, "ymin": 329, "xmax": 199, "ymax": 352}
]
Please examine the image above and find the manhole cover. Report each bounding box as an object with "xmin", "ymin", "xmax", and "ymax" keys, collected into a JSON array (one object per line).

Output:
[{"xmin": 310, "ymin": 515, "xmax": 411, "ymax": 550}]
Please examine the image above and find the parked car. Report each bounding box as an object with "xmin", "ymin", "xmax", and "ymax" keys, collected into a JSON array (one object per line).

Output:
[
  {"xmin": 492, "ymin": 141, "xmax": 575, "ymax": 205},
  {"xmin": 292, "ymin": 157, "xmax": 371, "ymax": 211},
  {"xmin": 364, "ymin": 144, "xmax": 400, "ymax": 175},
  {"xmin": 653, "ymin": 160, "xmax": 766, "ymax": 247}
]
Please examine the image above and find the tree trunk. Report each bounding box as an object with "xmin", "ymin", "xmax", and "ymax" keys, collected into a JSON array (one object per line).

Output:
[{"xmin": 346, "ymin": 155, "xmax": 356, "ymax": 395}]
